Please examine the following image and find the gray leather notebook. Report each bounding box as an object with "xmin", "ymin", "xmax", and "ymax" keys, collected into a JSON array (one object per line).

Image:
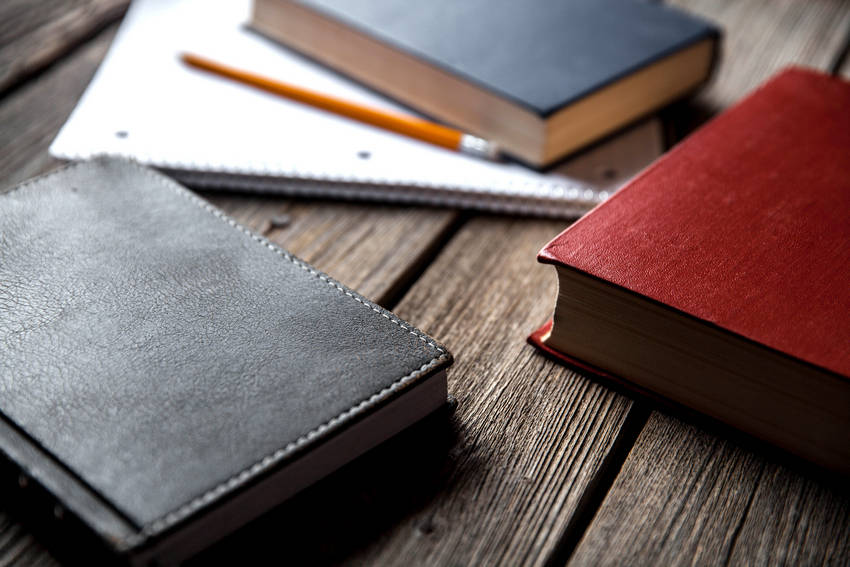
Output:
[{"xmin": 0, "ymin": 158, "xmax": 452, "ymax": 564}]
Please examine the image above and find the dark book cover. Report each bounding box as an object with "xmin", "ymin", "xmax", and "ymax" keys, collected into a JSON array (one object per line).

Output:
[{"xmin": 296, "ymin": 0, "xmax": 720, "ymax": 116}]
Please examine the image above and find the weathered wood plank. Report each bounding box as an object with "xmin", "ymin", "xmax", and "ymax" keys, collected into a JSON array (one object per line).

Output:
[
  {"xmin": 570, "ymin": 415, "xmax": 850, "ymax": 566},
  {"xmin": 726, "ymin": 460, "xmax": 850, "ymax": 565},
  {"xmin": 0, "ymin": 514, "xmax": 60, "ymax": 567},
  {"xmin": 0, "ymin": 27, "xmax": 117, "ymax": 186},
  {"xmin": 568, "ymin": 1, "xmax": 850, "ymax": 565},
  {"xmin": 329, "ymin": 217, "xmax": 640, "ymax": 566},
  {"xmin": 664, "ymin": 0, "xmax": 850, "ymax": 136},
  {"xmin": 680, "ymin": 0, "xmax": 850, "ymax": 105},
  {"xmin": 0, "ymin": 0, "xmax": 129, "ymax": 94}
]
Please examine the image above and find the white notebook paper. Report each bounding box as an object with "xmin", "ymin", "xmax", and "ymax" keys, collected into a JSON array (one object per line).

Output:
[{"xmin": 50, "ymin": 0, "xmax": 607, "ymax": 217}]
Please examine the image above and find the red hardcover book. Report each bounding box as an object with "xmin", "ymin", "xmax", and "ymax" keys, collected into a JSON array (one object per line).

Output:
[{"xmin": 530, "ymin": 67, "xmax": 850, "ymax": 472}]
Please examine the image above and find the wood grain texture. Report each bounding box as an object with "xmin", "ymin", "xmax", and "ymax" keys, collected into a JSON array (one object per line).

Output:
[
  {"xmin": 570, "ymin": 415, "xmax": 850, "ymax": 566},
  {"xmin": 0, "ymin": 0, "xmax": 128, "ymax": 94},
  {"xmin": 346, "ymin": 217, "xmax": 639, "ymax": 566},
  {"xmin": 0, "ymin": 514, "xmax": 60, "ymax": 567},
  {"xmin": 677, "ymin": 0, "xmax": 850, "ymax": 108},
  {"xmin": 569, "ymin": 1, "xmax": 850, "ymax": 565},
  {"xmin": 0, "ymin": 27, "xmax": 117, "ymax": 187},
  {"xmin": 725, "ymin": 465, "xmax": 850, "ymax": 565},
  {"xmin": 665, "ymin": 0, "xmax": 850, "ymax": 135}
]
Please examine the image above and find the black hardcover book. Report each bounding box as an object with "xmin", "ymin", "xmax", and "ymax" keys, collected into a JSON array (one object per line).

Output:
[
  {"xmin": 252, "ymin": 0, "xmax": 720, "ymax": 167},
  {"xmin": 0, "ymin": 158, "xmax": 452, "ymax": 564}
]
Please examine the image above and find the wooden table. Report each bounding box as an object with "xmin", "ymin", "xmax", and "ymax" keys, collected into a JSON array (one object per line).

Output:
[{"xmin": 2, "ymin": 1, "xmax": 849, "ymax": 565}]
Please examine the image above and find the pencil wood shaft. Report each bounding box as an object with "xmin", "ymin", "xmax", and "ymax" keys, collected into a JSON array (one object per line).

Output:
[{"xmin": 181, "ymin": 52, "xmax": 465, "ymax": 151}]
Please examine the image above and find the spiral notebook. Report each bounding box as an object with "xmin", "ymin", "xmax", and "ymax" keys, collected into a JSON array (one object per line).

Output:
[{"xmin": 49, "ymin": 0, "xmax": 607, "ymax": 217}]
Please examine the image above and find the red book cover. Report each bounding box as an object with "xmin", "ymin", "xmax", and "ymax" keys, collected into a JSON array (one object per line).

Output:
[{"xmin": 532, "ymin": 67, "xmax": 850, "ymax": 381}]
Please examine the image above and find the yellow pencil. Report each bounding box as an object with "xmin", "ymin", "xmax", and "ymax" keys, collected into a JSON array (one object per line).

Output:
[{"xmin": 180, "ymin": 52, "xmax": 499, "ymax": 160}]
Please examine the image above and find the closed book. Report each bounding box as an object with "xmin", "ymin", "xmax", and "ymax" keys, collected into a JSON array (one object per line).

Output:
[
  {"xmin": 251, "ymin": 0, "xmax": 720, "ymax": 167},
  {"xmin": 529, "ymin": 68, "xmax": 850, "ymax": 472},
  {"xmin": 0, "ymin": 158, "xmax": 452, "ymax": 563}
]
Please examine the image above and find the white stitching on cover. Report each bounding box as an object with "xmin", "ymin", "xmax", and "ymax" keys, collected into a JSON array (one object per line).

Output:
[
  {"xmin": 121, "ymin": 355, "xmax": 447, "ymax": 548},
  {"xmin": 3, "ymin": 159, "xmax": 449, "ymax": 549}
]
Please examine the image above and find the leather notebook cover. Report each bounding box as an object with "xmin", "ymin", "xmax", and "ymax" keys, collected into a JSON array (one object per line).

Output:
[
  {"xmin": 0, "ymin": 158, "xmax": 452, "ymax": 563},
  {"xmin": 533, "ymin": 67, "xmax": 850, "ymax": 379}
]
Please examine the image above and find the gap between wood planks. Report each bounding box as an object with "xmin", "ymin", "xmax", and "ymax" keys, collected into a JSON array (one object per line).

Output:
[
  {"xmin": 0, "ymin": 0, "xmax": 129, "ymax": 99},
  {"xmin": 827, "ymin": 23, "xmax": 850, "ymax": 75},
  {"xmin": 0, "ymin": 26, "xmax": 119, "ymax": 186},
  {"xmin": 541, "ymin": 404, "xmax": 651, "ymax": 567}
]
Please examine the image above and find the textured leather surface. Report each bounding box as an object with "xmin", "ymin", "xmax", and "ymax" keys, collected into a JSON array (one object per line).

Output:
[
  {"xmin": 0, "ymin": 158, "xmax": 451, "ymax": 540},
  {"xmin": 539, "ymin": 68, "xmax": 850, "ymax": 378},
  {"xmin": 299, "ymin": 0, "xmax": 717, "ymax": 115}
]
